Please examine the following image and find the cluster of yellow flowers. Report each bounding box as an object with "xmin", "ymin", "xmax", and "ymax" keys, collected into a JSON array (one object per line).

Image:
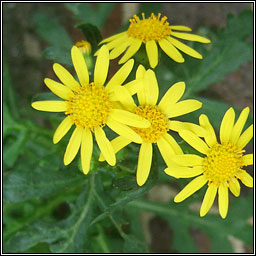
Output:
[{"xmin": 32, "ymin": 13, "xmax": 253, "ymax": 219}]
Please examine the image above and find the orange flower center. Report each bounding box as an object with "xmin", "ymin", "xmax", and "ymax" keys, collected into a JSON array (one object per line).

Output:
[
  {"xmin": 127, "ymin": 13, "xmax": 171, "ymax": 43},
  {"xmin": 132, "ymin": 105, "xmax": 169, "ymax": 143},
  {"xmin": 65, "ymin": 83, "xmax": 112, "ymax": 130},
  {"xmin": 203, "ymin": 143, "xmax": 245, "ymax": 185}
]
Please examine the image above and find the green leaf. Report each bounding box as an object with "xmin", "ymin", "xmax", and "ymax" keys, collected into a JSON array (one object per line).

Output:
[
  {"xmin": 3, "ymin": 130, "xmax": 28, "ymax": 168},
  {"xmin": 4, "ymin": 221, "xmax": 65, "ymax": 253},
  {"xmin": 123, "ymin": 234, "xmax": 148, "ymax": 253},
  {"xmin": 91, "ymin": 173, "xmax": 154, "ymax": 226},
  {"xmin": 3, "ymin": 103, "xmax": 22, "ymax": 138},
  {"xmin": 5, "ymin": 176, "xmax": 95, "ymax": 253},
  {"xmin": 184, "ymin": 42, "xmax": 252, "ymax": 97},
  {"xmin": 3, "ymin": 155, "xmax": 85, "ymax": 203},
  {"xmin": 4, "ymin": 176, "xmax": 95, "ymax": 253},
  {"xmin": 42, "ymin": 46, "xmax": 72, "ymax": 66},
  {"xmin": 123, "ymin": 208, "xmax": 149, "ymax": 253},
  {"xmin": 75, "ymin": 23, "xmax": 102, "ymax": 53},
  {"xmin": 49, "ymin": 178, "xmax": 95, "ymax": 253},
  {"xmin": 34, "ymin": 12, "xmax": 72, "ymax": 49},
  {"xmin": 65, "ymin": 3, "xmax": 116, "ymax": 29},
  {"xmin": 180, "ymin": 9, "xmax": 253, "ymax": 97},
  {"xmin": 3, "ymin": 59, "xmax": 19, "ymax": 118}
]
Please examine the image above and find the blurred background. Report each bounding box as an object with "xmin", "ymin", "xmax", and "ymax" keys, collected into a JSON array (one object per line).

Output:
[{"xmin": 3, "ymin": 2, "xmax": 253, "ymax": 253}]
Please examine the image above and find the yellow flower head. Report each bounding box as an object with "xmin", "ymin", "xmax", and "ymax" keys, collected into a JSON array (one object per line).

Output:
[
  {"xmin": 98, "ymin": 13, "xmax": 211, "ymax": 68},
  {"xmin": 165, "ymin": 107, "xmax": 253, "ymax": 219},
  {"xmin": 75, "ymin": 40, "xmax": 92, "ymax": 54},
  {"xmin": 100, "ymin": 66, "xmax": 203, "ymax": 186},
  {"xmin": 32, "ymin": 45, "xmax": 151, "ymax": 174}
]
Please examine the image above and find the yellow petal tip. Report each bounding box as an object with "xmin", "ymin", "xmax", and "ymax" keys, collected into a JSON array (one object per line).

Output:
[{"xmin": 174, "ymin": 196, "xmax": 181, "ymax": 203}]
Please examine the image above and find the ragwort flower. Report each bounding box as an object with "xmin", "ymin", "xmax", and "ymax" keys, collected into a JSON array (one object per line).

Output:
[
  {"xmin": 165, "ymin": 107, "xmax": 253, "ymax": 218},
  {"xmin": 32, "ymin": 45, "xmax": 150, "ymax": 174},
  {"xmin": 100, "ymin": 66, "xmax": 203, "ymax": 186},
  {"xmin": 98, "ymin": 13, "xmax": 211, "ymax": 68},
  {"xmin": 75, "ymin": 40, "xmax": 92, "ymax": 54}
]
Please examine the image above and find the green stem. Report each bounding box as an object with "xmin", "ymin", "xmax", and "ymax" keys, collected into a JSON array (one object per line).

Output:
[
  {"xmin": 93, "ymin": 186, "xmax": 127, "ymax": 239},
  {"xmin": 58, "ymin": 174, "xmax": 95, "ymax": 252},
  {"xmin": 127, "ymin": 199, "xmax": 218, "ymax": 228},
  {"xmin": 95, "ymin": 225, "xmax": 111, "ymax": 253}
]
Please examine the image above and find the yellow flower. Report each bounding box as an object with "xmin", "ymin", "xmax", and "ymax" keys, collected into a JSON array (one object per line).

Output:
[
  {"xmin": 100, "ymin": 66, "xmax": 203, "ymax": 186},
  {"xmin": 32, "ymin": 45, "xmax": 150, "ymax": 174},
  {"xmin": 165, "ymin": 107, "xmax": 253, "ymax": 219},
  {"xmin": 98, "ymin": 13, "xmax": 211, "ymax": 68},
  {"xmin": 75, "ymin": 40, "xmax": 92, "ymax": 54}
]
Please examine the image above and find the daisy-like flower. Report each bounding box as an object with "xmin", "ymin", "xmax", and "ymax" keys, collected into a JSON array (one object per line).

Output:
[
  {"xmin": 100, "ymin": 66, "xmax": 203, "ymax": 186},
  {"xmin": 165, "ymin": 107, "xmax": 253, "ymax": 218},
  {"xmin": 98, "ymin": 13, "xmax": 211, "ymax": 68},
  {"xmin": 32, "ymin": 45, "xmax": 151, "ymax": 174}
]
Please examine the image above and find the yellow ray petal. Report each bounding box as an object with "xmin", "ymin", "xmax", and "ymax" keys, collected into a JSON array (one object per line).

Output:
[
  {"xmin": 168, "ymin": 120, "xmax": 205, "ymax": 137},
  {"xmin": 243, "ymin": 154, "xmax": 253, "ymax": 166},
  {"xmin": 109, "ymin": 86, "xmax": 137, "ymax": 111},
  {"xmin": 157, "ymin": 136, "xmax": 176, "ymax": 167},
  {"xmin": 32, "ymin": 101, "xmax": 67, "ymax": 112},
  {"xmin": 119, "ymin": 38, "xmax": 142, "ymax": 64},
  {"xmin": 179, "ymin": 130, "xmax": 209, "ymax": 155},
  {"xmin": 146, "ymin": 40, "xmax": 158, "ymax": 68},
  {"xmin": 99, "ymin": 136, "xmax": 131, "ymax": 161},
  {"xmin": 167, "ymin": 37, "xmax": 202, "ymax": 59},
  {"xmin": 228, "ymin": 177, "xmax": 240, "ymax": 197},
  {"xmin": 218, "ymin": 183, "xmax": 229, "ymax": 219},
  {"xmin": 71, "ymin": 46, "xmax": 89, "ymax": 86},
  {"xmin": 237, "ymin": 171, "xmax": 253, "ymax": 188},
  {"xmin": 105, "ymin": 59, "xmax": 134, "ymax": 91},
  {"xmin": 109, "ymin": 38, "xmax": 133, "ymax": 59},
  {"xmin": 53, "ymin": 63, "xmax": 80, "ymax": 91},
  {"xmin": 165, "ymin": 166, "xmax": 203, "ymax": 178},
  {"xmin": 220, "ymin": 108, "xmax": 235, "ymax": 145},
  {"xmin": 174, "ymin": 175, "xmax": 207, "ymax": 202},
  {"xmin": 99, "ymin": 32, "xmax": 127, "ymax": 44},
  {"xmin": 106, "ymin": 118, "xmax": 143, "ymax": 144},
  {"xmin": 158, "ymin": 38, "xmax": 184, "ymax": 63},
  {"xmin": 104, "ymin": 33, "xmax": 128, "ymax": 51},
  {"xmin": 44, "ymin": 78, "xmax": 73, "ymax": 100},
  {"xmin": 199, "ymin": 114, "xmax": 217, "ymax": 147},
  {"xmin": 53, "ymin": 116, "xmax": 73, "ymax": 144},
  {"xmin": 230, "ymin": 107, "xmax": 250, "ymax": 145},
  {"xmin": 123, "ymin": 78, "xmax": 144, "ymax": 96},
  {"xmin": 136, "ymin": 65, "xmax": 146, "ymax": 79},
  {"xmin": 236, "ymin": 124, "xmax": 253, "ymax": 149},
  {"xmin": 110, "ymin": 108, "xmax": 150, "ymax": 128},
  {"xmin": 167, "ymin": 100, "xmax": 202, "ymax": 118},
  {"xmin": 95, "ymin": 126, "xmax": 116, "ymax": 166},
  {"xmin": 200, "ymin": 183, "xmax": 217, "ymax": 217},
  {"xmin": 64, "ymin": 127, "xmax": 83, "ymax": 165},
  {"xmin": 81, "ymin": 128, "xmax": 93, "ymax": 175},
  {"xmin": 170, "ymin": 25, "xmax": 192, "ymax": 31},
  {"xmin": 163, "ymin": 133, "xmax": 183, "ymax": 154},
  {"xmin": 158, "ymin": 82, "xmax": 185, "ymax": 114},
  {"xmin": 171, "ymin": 32, "xmax": 211, "ymax": 43},
  {"xmin": 144, "ymin": 69, "xmax": 159, "ymax": 106},
  {"xmin": 137, "ymin": 143, "xmax": 152, "ymax": 186},
  {"xmin": 94, "ymin": 45, "xmax": 109, "ymax": 87},
  {"xmin": 171, "ymin": 154, "xmax": 204, "ymax": 167}
]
